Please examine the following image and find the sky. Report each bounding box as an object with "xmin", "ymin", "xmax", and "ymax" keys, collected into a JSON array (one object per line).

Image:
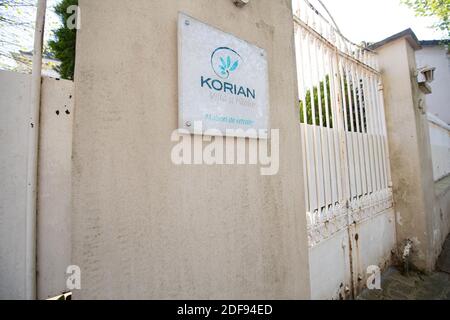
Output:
[
  {"xmin": 1, "ymin": 0, "xmax": 447, "ymax": 71},
  {"xmin": 309, "ymin": 0, "xmax": 446, "ymax": 43},
  {"xmin": 0, "ymin": 0, "xmax": 61, "ymax": 70}
]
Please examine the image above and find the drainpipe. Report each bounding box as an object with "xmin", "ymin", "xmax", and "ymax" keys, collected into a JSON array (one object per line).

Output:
[{"xmin": 25, "ymin": 0, "xmax": 47, "ymax": 300}]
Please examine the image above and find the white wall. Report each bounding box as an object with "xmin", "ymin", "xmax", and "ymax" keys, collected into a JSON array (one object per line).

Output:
[
  {"xmin": 0, "ymin": 71, "xmax": 30, "ymax": 299},
  {"xmin": 416, "ymin": 45, "xmax": 450, "ymax": 124},
  {"xmin": 37, "ymin": 77, "xmax": 74, "ymax": 299},
  {"xmin": 427, "ymin": 113, "xmax": 450, "ymax": 181},
  {"xmin": 0, "ymin": 70, "xmax": 73, "ymax": 300},
  {"xmin": 416, "ymin": 45, "xmax": 450, "ymax": 267}
]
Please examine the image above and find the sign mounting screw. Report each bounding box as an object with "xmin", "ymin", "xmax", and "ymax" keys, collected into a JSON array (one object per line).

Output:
[
  {"xmin": 233, "ymin": 0, "xmax": 250, "ymax": 7},
  {"xmin": 185, "ymin": 121, "xmax": 192, "ymax": 128},
  {"xmin": 185, "ymin": 20, "xmax": 190, "ymax": 26}
]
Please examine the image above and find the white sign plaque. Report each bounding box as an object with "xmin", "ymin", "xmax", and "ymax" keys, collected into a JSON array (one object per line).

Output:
[{"xmin": 178, "ymin": 13, "xmax": 269, "ymax": 138}]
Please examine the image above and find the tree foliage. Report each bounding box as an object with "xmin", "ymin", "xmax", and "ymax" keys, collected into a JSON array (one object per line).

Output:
[
  {"xmin": 0, "ymin": 0, "xmax": 35, "ymax": 69},
  {"xmin": 300, "ymin": 76, "xmax": 333, "ymax": 127},
  {"xmin": 300, "ymin": 75, "xmax": 368, "ymax": 133},
  {"xmin": 401, "ymin": 0, "xmax": 450, "ymax": 37},
  {"xmin": 48, "ymin": 0, "xmax": 77, "ymax": 79}
]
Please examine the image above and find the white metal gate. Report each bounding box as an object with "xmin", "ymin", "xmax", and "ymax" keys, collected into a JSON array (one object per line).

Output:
[{"xmin": 293, "ymin": 0, "xmax": 395, "ymax": 299}]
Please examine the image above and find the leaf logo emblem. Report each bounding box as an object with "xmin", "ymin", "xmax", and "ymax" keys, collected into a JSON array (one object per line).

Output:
[{"xmin": 211, "ymin": 47, "xmax": 242, "ymax": 79}]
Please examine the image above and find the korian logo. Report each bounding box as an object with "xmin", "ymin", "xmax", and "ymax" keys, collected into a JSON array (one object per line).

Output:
[
  {"xmin": 210, "ymin": 47, "xmax": 241, "ymax": 79},
  {"xmin": 201, "ymin": 47, "xmax": 256, "ymax": 100}
]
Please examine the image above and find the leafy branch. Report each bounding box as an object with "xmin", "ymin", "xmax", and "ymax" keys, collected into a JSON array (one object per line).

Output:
[{"xmin": 401, "ymin": 0, "xmax": 450, "ymax": 38}]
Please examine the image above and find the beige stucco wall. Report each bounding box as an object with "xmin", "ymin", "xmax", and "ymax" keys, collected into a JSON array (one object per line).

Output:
[
  {"xmin": 377, "ymin": 38, "xmax": 438, "ymax": 271},
  {"xmin": 71, "ymin": 0, "xmax": 310, "ymax": 299}
]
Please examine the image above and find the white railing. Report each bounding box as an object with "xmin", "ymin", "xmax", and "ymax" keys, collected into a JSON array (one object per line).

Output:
[
  {"xmin": 293, "ymin": 0, "xmax": 393, "ymax": 246},
  {"xmin": 428, "ymin": 113, "xmax": 450, "ymax": 181}
]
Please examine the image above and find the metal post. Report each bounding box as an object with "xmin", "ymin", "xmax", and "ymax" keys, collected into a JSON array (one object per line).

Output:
[{"xmin": 26, "ymin": 0, "xmax": 47, "ymax": 300}]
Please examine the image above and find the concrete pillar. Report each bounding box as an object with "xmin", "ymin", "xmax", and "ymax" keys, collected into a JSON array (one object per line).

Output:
[
  {"xmin": 375, "ymin": 31, "xmax": 436, "ymax": 271},
  {"xmin": 72, "ymin": 0, "xmax": 310, "ymax": 299}
]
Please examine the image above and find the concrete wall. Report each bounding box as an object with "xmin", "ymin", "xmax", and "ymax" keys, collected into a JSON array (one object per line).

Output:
[
  {"xmin": 0, "ymin": 71, "xmax": 31, "ymax": 299},
  {"xmin": 416, "ymin": 45, "xmax": 450, "ymax": 124},
  {"xmin": 432, "ymin": 175, "xmax": 450, "ymax": 261},
  {"xmin": 37, "ymin": 77, "xmax": 74, "ymax": 299},
  {"xmin": 416, "ymin": 47, "xmax": 450, "ymax": 256},
  {"xmin": 427, "ymin": 114, "xmax": 450, "ymax": 181},
  {"xmin": 377, "ymin": 38, "xmax": 440, "ymax": 271},
  {"xmin": 427, "ymin": 114, "xmax": 450, "ymax": 256},
  {"xmin": 71, "ymin": 0, "xmax": 310, "ymax": 299},
  {"xmin": 0, "ymin": 71, "xmax": 73, "ymax": 299}
]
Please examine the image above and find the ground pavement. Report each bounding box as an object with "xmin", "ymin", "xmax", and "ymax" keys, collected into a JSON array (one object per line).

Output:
[{"xmin": 358, "ymin": 235, "xmax": 450, "ymax": 300}]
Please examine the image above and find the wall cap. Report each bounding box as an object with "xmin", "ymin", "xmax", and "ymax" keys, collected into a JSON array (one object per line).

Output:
[
  {"xmin": 427, "ymin": 112, "xmax": 450, "ymax": 131},
  {"xmin": 369, "ymin": 28, "xmax": 422, "ymax": 51}
]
